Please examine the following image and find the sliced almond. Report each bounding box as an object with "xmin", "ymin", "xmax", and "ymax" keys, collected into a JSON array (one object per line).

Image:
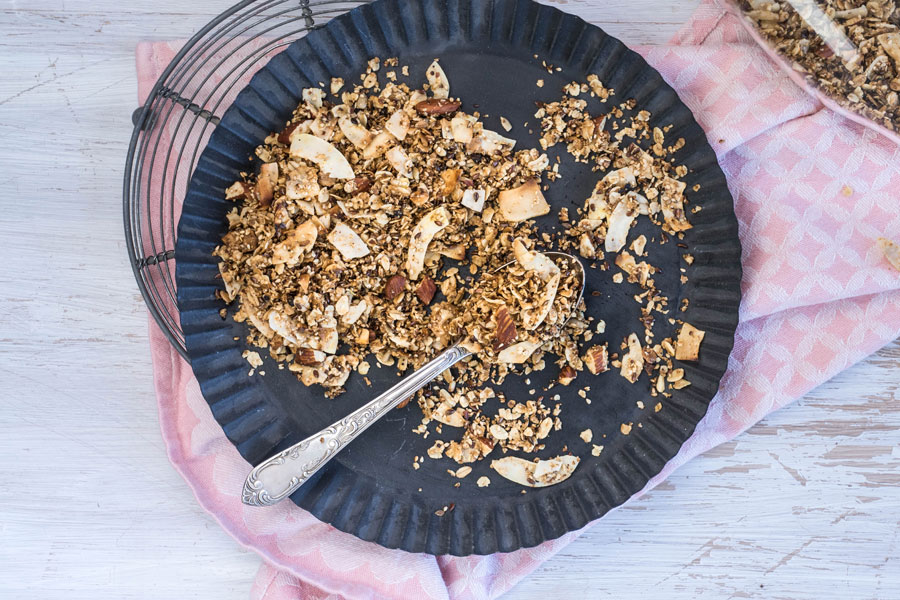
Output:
[
  {"xmin": 426, "ymin": 59, "xmax": 450, "ymax": 99},
  {"xmin": 327, "ymin": 222, "xmax": 370, "ymax": 259},
  {"xmin": 491, "ymin": 455, "xmax": 579, "ymax": 487},
  {"xmin": 498, "ymin": 179, "xmax": 550, "ymax": 223},
  {"xmin": 406, "ymin": 206, "xmax": 450, "ymax": 280},
  {"xmin": 297, "ymin": 348, "xmax": 326, "ymax": 365},
  {"xmin": 291, "ymin": 133, "xmax": 354, "ymax": 179}
]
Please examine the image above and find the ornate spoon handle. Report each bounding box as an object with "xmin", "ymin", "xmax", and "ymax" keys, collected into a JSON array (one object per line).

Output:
[{"xmin": 242, "ymin": 343, "xmax": 471, "ymax": 507}]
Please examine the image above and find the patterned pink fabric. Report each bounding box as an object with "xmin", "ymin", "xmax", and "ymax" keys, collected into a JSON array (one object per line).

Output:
[{"xmin": 139, "ymin": 1, "xmax": 900, "ymax": 597}]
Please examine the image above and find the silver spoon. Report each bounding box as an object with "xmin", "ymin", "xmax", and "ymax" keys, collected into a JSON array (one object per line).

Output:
[{"xmin": 241, "ymin": 251, "xmax": 586, "ymax": 507}]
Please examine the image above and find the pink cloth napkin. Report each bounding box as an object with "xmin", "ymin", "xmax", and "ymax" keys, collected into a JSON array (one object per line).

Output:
[{"xmin": 140, "ymin": 1, "xmax": 900, "ymax": 597}]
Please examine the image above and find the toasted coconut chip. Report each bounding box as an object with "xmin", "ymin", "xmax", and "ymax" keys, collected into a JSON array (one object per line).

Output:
[
  {"xmin": 272, "ymin": 219, "xmax": 318, "ymax": 266},
  {"xmin": 878, "ymin": 237, "xmax": 900, "ymax": 271},
  {"xmin": 406, "ymin": 206, "xmax": 450, "ymax": 280},
  {"xmin": 468, "ymin": 128, "xmax": 517, "ymax": 154},
  {"xmin": 341, "ymin": 300, "xmax": 368, "ymax": 326},
  {"xmin": 433, "ymin": 403, "xmax": 466, "ymax": 427},
  {"xmin": 620, "ymin": 333, "xmax": 644, "ymax": 383},
  {"xmin": 246, "ymin": 309, "xmax": 274, "ymax": 338},
  {"xmin": 496, "ymin": 338, "xmax": 542, "ymax": 364},
  {"xmin": 425, "ymin": 59, "xmax": 450, "ymax": 99},
  {"xmin": 290, "ymin": 133, "xmax": 354, "ymax": 179},
  {"xmin": 327, "ymin": 222, "xmax": 370, "ymax": 260},
  {"xmin": 498, "ymin": 179, "xmax": 550, "ymax": 223},
  {"xmin": 337, "ymin": 116, "xmax": 373, "ymax": 149},
  {"xmin": 512, "ymin": 238, "xmax": 561, "ymax": 330},
  {"xmin": 385, "ymin": 109, "xmax": 411, "ymax": 140},
  {"xmin": 385, "ymin": 146, "xmax": 413, "ymax": 178},
  {"xmin": 660, "ymin": 176, "xmax": 691, "ymax": 233},
  {"xmin": 602, "ymin": 166, "xmax": 636, "ymax": 187},
  {"xmin": 461, "ymin": 188, "xmax": 486, "ymax": 212},
  {"xmin": 604, "ymin": 195, "xmax": 638, "ymax": 252},
  {"xmin": 491, "ymin": 455, "xmax": 579, "ymax": 487},
  {"xmin": 302, "ymin": 87, "xmax": 325, "ymax": 109},
  {"xmin": 675, "ymin": 322, "xmax": 705, "ymax": 361},
  {"xmin": 450, "ymin": 114, "xmax": 475, "ymax": 144},
  {"xmin": 268, "ymin": 311, "xmax": 338, "ymax": 354},
  {"xmin": 362, "ymin": 130, "xmax": 396, "ymax": 160}
]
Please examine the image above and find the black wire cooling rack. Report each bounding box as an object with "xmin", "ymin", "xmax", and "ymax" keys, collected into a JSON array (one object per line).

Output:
[{"xmin": 124, "ymin": 0, "xmax": 369, "ymax": 359}]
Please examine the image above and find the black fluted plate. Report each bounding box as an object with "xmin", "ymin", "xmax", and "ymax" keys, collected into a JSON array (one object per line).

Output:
[{"xmin": 176, "ymin": 0, "xmax": 742, "ymax": 556}]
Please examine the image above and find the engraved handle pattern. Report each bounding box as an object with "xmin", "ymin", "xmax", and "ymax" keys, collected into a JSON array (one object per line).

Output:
[{"xmin": 242, "ymin": 344, "xmax": 471, "ymax": 506}]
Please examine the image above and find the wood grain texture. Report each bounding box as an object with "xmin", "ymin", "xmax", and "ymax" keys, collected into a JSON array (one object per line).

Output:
[{"xmin": 0, "ymin": 0, "xmax": 897, "ymax": 598}]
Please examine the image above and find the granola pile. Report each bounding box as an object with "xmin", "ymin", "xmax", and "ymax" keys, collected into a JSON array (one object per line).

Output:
[
  {"xmin": 214, "ymin": 56, "xmax": 706, "ymax": 488},
  {"xmin": 738, "ymin": 0, "xmax": 900, "ymax": 132}
]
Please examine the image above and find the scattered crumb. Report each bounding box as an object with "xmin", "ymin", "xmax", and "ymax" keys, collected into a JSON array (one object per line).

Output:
[
  {"xmin": 580, "ymin": 429, "xmax": 593, "ymax": 443},
  {"xmin": 591, "ymin": 444, "xmax": 604, "ymax": 456},
  {"xmin": 620, "ymin": 422, "xmax": 633, "ymax": 435},
  {"xmin": 477, "ymin": 476, "xmax": 491, "ymax": 487},
  {"xmin": 536, "ymin": 78, "xmax": 544, "ymax": 87},
  {"xmin": 499, "ymin": 116, "xmax": 512, "ymax": 132}
]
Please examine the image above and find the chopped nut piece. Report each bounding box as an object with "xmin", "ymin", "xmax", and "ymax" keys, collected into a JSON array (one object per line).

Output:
[
  {"xmin": 499, "ymin": 116, "xmax": 512, "ymax": 131},
  {"xmin": 591, "ymin": 444, "xmax": 604, "ymax": 456},
  {"xmin": 620, "ymin": 422, "xmax": 632, "ymax": 435},
  {"xmin": 330, "ymin": 77, "xmax": 344, "ymax": 95},
  {"xmin": 298, "ymin": 348, "xmax": 326, "ymax": 365},
  {"xmin": 493, "ymin": 305, "xmax": 518, "ymax": 351},
  {"xmin": 557, "ymin": 365, "xmax": 577, "ymax": 386},
  {"xmin": 476, "ymin": 476, "xmax": 491, "ymax": 487},
  {"xmin": 579, "ymin": 429, "xmax": 593, "ymax": 443},
  {"xmin": 674, "ymin": 323, "xmax": 705, "ymax": 361},
  {"xmin": 415, "ymin": 277, "xmax": 437, "ymax": 304},
  {"xmin": 582, "ymin": 344, "xmax": 608, "ymax": 375},
  {"xmin": 384, "ymin": 274, "xmax": 407, "ymax": 301}
]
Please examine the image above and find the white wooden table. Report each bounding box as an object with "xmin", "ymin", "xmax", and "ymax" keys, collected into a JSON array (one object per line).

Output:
[{"xmin": 1, "ymin": 1, "xmax": 898, "ymax": 598}]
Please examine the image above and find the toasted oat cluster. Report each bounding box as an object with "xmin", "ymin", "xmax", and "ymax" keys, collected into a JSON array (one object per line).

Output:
[
  {"xmin": 215, "ymin": 57, "xmax": 706, "ymax": 488},
  {"xmin": 215, "ymin": 57, "xmax": 558, "ymax": 396},
  {"xmin": 738, "ymin": 0, "xmax": 900, "ymax": 132}
]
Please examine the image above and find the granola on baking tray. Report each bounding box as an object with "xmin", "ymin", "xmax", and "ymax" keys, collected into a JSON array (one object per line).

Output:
[
  {"xmin": 738, "ymin": 0, "xmax": 900, "ymax": 133},
  {"xmin": 214, "ymin": 56, "xmax": 706, "ymax": 487}
]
